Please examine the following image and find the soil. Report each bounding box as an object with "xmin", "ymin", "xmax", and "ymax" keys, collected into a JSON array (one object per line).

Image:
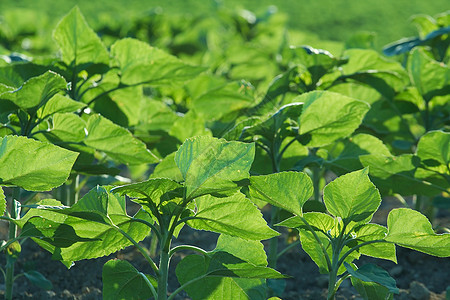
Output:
[{"xmin": 0, "ymin": 198, "xmax": 449, "ymax": 300}]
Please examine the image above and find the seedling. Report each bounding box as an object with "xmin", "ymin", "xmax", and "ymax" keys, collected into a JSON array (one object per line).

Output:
[{"xmin": 249, "ymin": 168, "xmax": 450, "ymax": 299}]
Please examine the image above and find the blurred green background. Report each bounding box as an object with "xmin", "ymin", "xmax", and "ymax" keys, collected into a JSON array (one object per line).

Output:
[{"xmin": 1, "ymin": 0, "xmax": 448, "ymax": 49}]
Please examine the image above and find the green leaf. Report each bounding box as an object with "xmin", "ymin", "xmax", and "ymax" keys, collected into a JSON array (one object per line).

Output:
[
  {"xmin": 1, "ymin": 71, "xmax": 67, "ymax": 115},
  {"xmin": 53, "ymin": 6, "xmax": 109, "ymax": 67},
  {"xmin": 176, "ymin": 235, "xmax": 284, "ymax": 300},
  {"xmin": 0, "ymin": 135, "xmax": 78, "ymax": 191},
  {"xmin": 416, "ymin": 130, "xmax": 449, "ymax": 174},
  {"xmin": 175, "ymin": 136, "xmax": 255, "ymax": 200},
  {"xmin": 351, "ymin": 277, "xmax": 393, "ymax": 300},
  {"xmin": 248, "ymin": 172, "xmax": 313, "ymax": 216},
  {"xmin": 169, "ymin": 110, "xmax": 212, "ymax": 143},
  {"xmin": 21, "ymin": 187, "xmax": 152, "ymax": 261},
  {"xmin": 191, "ymin": 79, "xmax": 255, "ymax": 121},
  {"xmin": 149, "ymin": 152, "xmax": 183, "ymax": 182},
  {"xmin": 298, "ymin": 91, "xmax": 370, "ymax": 147},
  {"xmin": 285, "ymin": 212, "xmax": 359, "ymax": 274},
  {"xmin": 327, "ymin": 134, "xmax": 391, "ymax": 175},
  {"xmin": 187, "ymin": 192, "xmax": 278, "ymax": 240},
  {"xmin": 110, "ymin": 38, "xmax": 205, "ymax": 86},
  {"xmin": 0, "ymin": 187, "xmax": 5, "ymax": 215},
  {"xmin": 352, "ymin": 224, "xmax": 397, "ymax": 263},
  {"xmin": 385, "ymin": 208, "xmax": 450, "ymax": 257},
  {"xmin": 20, "ymin": 216, "xmax": 95, "ymax": 248},
  {"xmin": 112, "ymin": 178, "xmax": 183, "ymax": 215},
  {"xmin": 408, "ymin": 47, "xmax": 449, "ymax": 101},
  {"xmin": 344, "ymin": 263, "xmax": 399, "ymax": 294},
  {"xmin": 350, "ymin": 277, "xmax": 394, "ymax": 300},
  {"xmin": 290, "ymin": 46, "xmax": 338, "ymax": 86},
  {"xmin": 43, "ymin": 113, "xmax": 87, "ymax": 142},
  {"xmin": 360, "ymin": 154, "xmax": 444, "ymax": 196},
  {"xmin": 85, "ymin": 114, "xmax": 159, "ymax": 164},
  {"xmin": 23, "ymin": 270, "xmax": 53, "ymax": 290},
  {"xmin": 102, "ymin": 259, "xmax": 155, "ymax": 300},
  {"xmin": 37, "ymin": 94, "xmax": 86, "ymax": 119},
  {"xmin": 323, "ymin": 168, "xmax": 381, "ymax": 224}
]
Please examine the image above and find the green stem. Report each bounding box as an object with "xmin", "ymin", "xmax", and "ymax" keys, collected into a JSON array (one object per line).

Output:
[
  {"xmin": 312, "ymin": 164, "xmax": 321, "ymax": 202},
  {"xmin": 157, "ymin": 248, "xmax": 170, "ymax": 300},
  {"xmin": 68, "ymin": 174, "xmax": 79, "ymax": 206},
  {"xmin": 168, "ymin": 245, "xmax": 208, "ymax": 258},
  {"xmin": 5, "ymin": 189, "xmax": 20, "ymax": 300},
  {"xmin": 114, "ymin": 226, "xmax": 159, "ymax": 275},
  {"xmin": 139, "ymin": 272, "xmax": 157, "ymax": 299}
]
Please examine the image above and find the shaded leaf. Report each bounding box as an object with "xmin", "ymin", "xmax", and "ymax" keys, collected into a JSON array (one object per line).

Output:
[
  {"xmin": 102, "ymin": 259, "xmax": 155, "ymax": 300},
  {"xmin": 23, "ymin": 270, "xmax": 53, "ymax": 290},
  {"xmin": 344, "ymin": 263, "xmax": 399, "ymax": 294}
]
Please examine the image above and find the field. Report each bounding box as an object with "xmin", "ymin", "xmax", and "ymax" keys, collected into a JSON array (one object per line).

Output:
[{"xmin": 0, "ymin": 1, "xmax": 449, "ymax": 300}]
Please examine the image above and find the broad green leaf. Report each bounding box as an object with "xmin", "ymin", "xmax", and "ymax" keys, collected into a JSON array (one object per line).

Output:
[
  {"xmin": 176, "ymin": 235, "xmax": 284, "ymax": 300},
  {"xmin": 323, "ymin": 168, "xmax": 381, "ymax": 224},
  {"xmin": 344, "ymin": 263, "xmax": 399, "ymax": 294},
  {"xmin": 416, "ymin": 131, "xmax": 449, "ymax": 174},
  {"xmin": 351, "ymin": 277, "xmax": 393, "ymax": 300},
  {"xmin": 0, "ymin": 135, "xmax": 78, "ymax": 191},
  {"xmin": 85, "ymin": 114, "xmax": 159, "ymax": 164},
  {"xmin": 298, "ymin": 91, "xmax": 370, "ymax": 147},
  {"xmin": 110, "ymin": 38, "xmax": 205, "ymax": 86},
  {"xmin": 112, "ymin": 178, "xmax": 182, "ymax": 215},
  {"xmin": 408, "ymin": 47, "xmax": 449, "ymax": 101},
  {"xmin": 242, "ymin": 103, "xmax": 303, "ymax": 144},
  {"xmin": 187, "ymin": 193, "xmax": 278, "ymax": 240},
  {"xmin": 341, "ymin": 49, "xmax": 408, "ymax": 92},
  {"xmin": 102, "ymin": 259, "xmax": 155, "ymax": 300},
  {"xmin": 385, "ymin": 208, "xmax": 450, "ymax": 257},
  {"xmin": 43, "ymin": 113, "xmax": 86, "ymax": 142},
  {"xmin": 37, "ymin": 94, "xmax": 86, "ymax": 119},
  {"xmin": 328, "ymin": 134, "xmax": 391, "ymax": 175},
  {"xmin": 53, "ymin": 6, "xmax": 109, "ymax": 67},
  {"xmin": 352, "ymin": 224, "xmax": 396, "ymax": 263},
  {"xmin": 23, "ymin": 270, "xmax": 53, "ymax": 290},
  {"xmin": 191, "ymin": 80, "xmax": 255, "ymax": 121},
  {"xmin": 169, "ymin": 110, "xmax": 212, "ymax": 143},
  {"xmin": 149, "ymin": 152, "xmax": 183, "ymax": 181},
  {"xmin": 0, "ymin": 71, "xmax": 67, "ymax": 115},
  {"xmin": 20, "ymin": 216, "xmax": 95, "ymax": 248},
  {"xmin": 0, "ymin": 187, "xmax": 5, "ymax": 215},
  {"xmin": 0, "ymin": 63, "xmax": 50, "ymax": 88},
  {"xmin": 248, "ymin": 172, "xmax": 313, "ymax": 216},
  {"xmin": 175, "ymin": 136, "xmax": 255, "ymax": 200},
  {"xmin": 360, "ymin": 154, "xmax": 444, "ymax": 196},
  {"xmin": 21, "ymin": 187, "xmax": 152, "ymax": 261}
]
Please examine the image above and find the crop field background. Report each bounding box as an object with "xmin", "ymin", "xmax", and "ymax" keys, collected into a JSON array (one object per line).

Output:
[{"xmin": 2, "ymin": 0, "xmax": 449, "ymax": 49}]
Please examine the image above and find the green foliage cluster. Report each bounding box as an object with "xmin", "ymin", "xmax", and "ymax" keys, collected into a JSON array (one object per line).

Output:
[{"xmin": 0, "ymin": 5, "xmax": 449, "ymax": 300}]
